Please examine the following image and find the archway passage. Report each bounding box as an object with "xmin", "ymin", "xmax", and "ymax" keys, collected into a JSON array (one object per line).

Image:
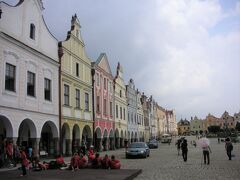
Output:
[
  {"xmin": 120, "ymin": 130, "xmax": 124, "ymax": 148},
  {"xmin": 115, "ymin": 129, "xmax": 120, "ymax": 149},
  {"xmin": 40, "ymin": 121, "xmax": 58, "ymax": 156},
  {"xmin": 72, "ymin": 124, "xmax": 80, "ymax": 154},
  {"xmin": 61, "ymin": 123, "xmax": 70, "ymax": 156},
  {"xmin": 102, "ymin": 129, "xmax": 108, "ymax": 151},
  {"xmin": 109, "ymin": 129, "xmax": 114, "ymax": 150},
  {"xmin": 131, "ymin": 132, "xmax": 134, "ymax": 143},
  {"xmin": 0, "ymin": 115, "xmax": 13, "ymax": 139},
  {"xmin": 0, "ymin": 115, "xmax": 13, "ymax": 163},
  {"xmin": 82, "ymin": 125, "xmax": 92, "ymax": 149},
  {"xmin": 135, "ymin": 132, "xmax": 138, "ymax": 142},
  {"xmin": 94, "ymin": 127, "xmax": 102, "ymax": 152},
  {"xmin": 17, "ymin": 119, "xmax": 37, "ymax": 150}
]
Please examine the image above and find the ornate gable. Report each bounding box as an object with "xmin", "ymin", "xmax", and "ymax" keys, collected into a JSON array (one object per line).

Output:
[{"xmin": 96, "ymin": 53, "xmax": 113, "ymax": 76}]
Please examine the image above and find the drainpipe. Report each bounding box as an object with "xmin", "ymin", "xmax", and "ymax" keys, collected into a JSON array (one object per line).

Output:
[
  {"xmin": 91, "ymin": 67, "xmax": 95, "ymax": 148},
  {"xmin": 58, "ymin": 42, "xmax": 64, "ymax": 155}
]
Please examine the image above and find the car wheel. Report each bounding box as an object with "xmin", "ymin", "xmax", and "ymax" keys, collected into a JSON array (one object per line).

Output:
[
  {"xmin": 144, "ymin": 153, "xmax": 147, "ymax": 158},
  {"xmin": 148, "ymin": 153, "xmax": 150, "ymax": 157}
]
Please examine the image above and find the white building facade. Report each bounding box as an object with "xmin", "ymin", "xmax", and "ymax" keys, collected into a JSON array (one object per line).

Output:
[
  {"xmin": 126, "ymin": 79, "xmax": 138, "ymax": 143},
  {"xmin": 0, "ymin": 0, "xmax": 59, "ymax": 156}
]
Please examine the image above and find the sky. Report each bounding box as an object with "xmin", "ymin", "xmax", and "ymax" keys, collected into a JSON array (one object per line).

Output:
[{"xmin": 5, "ymin": 0, "xmax": 240, "ymax": 121}]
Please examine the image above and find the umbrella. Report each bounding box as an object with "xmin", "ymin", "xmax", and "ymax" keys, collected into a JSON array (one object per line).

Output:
[{"xmin": 197, "ymin": 137, "xmax": 210, "ymax": 148}]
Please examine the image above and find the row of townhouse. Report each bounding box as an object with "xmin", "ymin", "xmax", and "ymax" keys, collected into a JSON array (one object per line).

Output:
[
  {"xmin": 0, "ymin": 0, "xmax": 177, "ymax": 157},
  {"xmin": 177, "ymin": 111, "xmax": 240, "ymax": 135}
]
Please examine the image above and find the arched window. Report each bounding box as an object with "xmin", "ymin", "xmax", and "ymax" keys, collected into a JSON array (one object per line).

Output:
[{"xmin": 30, "ymin": 23, "xmax": 35, "ymax": 40}]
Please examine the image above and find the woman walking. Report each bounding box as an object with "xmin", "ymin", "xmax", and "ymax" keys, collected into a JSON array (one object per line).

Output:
[{"xmin": 20, "ymin": 148, "xmax": 29, "ymax": 176}]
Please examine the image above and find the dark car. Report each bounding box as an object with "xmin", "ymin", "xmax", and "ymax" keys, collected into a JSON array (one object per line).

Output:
[
  {"xmin": 148, "ymin": 139, "xmax": 158, "ymax": 149},
  {"xmin": 126, "ymin": 142, "xmax": 150, "ymax": 158}
]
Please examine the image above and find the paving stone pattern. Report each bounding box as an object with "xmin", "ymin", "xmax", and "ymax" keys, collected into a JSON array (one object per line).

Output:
[{"xmin": 113, "ymin": 137, "xmax": 240, "ymax": 180}]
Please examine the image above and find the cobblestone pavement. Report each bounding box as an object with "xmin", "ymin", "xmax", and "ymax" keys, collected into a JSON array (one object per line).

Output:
[{"xmin": 105, "ymin": 137, "xmax": 240, "ymax": 180}]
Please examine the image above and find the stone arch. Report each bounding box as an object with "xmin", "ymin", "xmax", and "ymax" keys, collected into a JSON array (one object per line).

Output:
[
  {"xmin": 95, "ymin": 127, "xmax": 102, "ymax": 139},
  {"xmin": 95, "ymin": 127, "xmax": 102, "ymax": 152},
  {"xmin": 72, "ymin": 124, "xmax": 80, "ymax": 153},
  {"xmin": 0, "ymin": 115, "xmax": 13, "ymax": 138},
  {"xmin": 109, "ymin": 129, "xmax": 114, "ymax": 138},
  {"xmin": 18, "ymin": 118, "xmax": 37, "ymax": 147},
  {"xmin": 135, "ymin": 132, "xmax": 138, "ymax": 142},
  {"xmin": 103, "ymin": 129, "xmax": 108, "ymax": 138},
  {"xmin": 120, "ymin": 130, "xmax": 124, "ymax": 148},
  {"xmin": 82, "ymin": 125, "xmax": 92, "ymax": 148},
  {"xmin": 131, "ymin": 131, "xmax": 134, "ymax": 143},
  {"xmin": 102, "ymin": 129, "xmax": 108, "ymax": 151},
  {"xmin": 115, "ymin": 129, "xmax": 120, "ymax": 149},
  {"xmin": 40, "ymin": 121, "xmax": 59, "ymax": 155},
  {"xmin": 61, "ymin": 123, "xmax": 71, "ymax": 155}
]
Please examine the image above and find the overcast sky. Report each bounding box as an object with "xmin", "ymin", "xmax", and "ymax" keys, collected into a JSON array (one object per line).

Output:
[{"xmin": 6, "ymin": 0, "xmax": 240, "ymax": 121}]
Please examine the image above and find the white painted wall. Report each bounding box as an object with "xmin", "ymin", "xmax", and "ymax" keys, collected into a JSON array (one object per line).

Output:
[{"xmin": 0, "ymin": 0, "xmax": 59, "ymax": 138}]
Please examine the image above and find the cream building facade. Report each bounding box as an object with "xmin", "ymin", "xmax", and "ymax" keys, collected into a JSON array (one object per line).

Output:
[
  {"xmin": 59, "ymin": 15, "xmax": 93, "ymax": 155},
  {"xmin": 114, "ymin": 63, "xmax": 127, "ymax": 148},
  {"xmin": 190, "ymin": 116, "xmax": 204, "ymax": 135},
  {"xmin": 137, "ymin": 91, "xmax": 145, "ymax": 141}
]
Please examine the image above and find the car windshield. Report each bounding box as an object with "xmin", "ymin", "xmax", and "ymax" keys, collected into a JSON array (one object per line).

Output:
[
  {"xmin": 150, "ymin": 140, "xmax": 157, "ymax": 143},
  {"xmin": 129, "ymin": 143, "xmax": 145, "ymax": 148}
]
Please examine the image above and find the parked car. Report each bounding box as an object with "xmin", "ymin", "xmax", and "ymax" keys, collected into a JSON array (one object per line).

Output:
[
  {"xmin": 126, "ymin": 142, "xmax": 150, "ymax": 158},
  {"xmin": 148, "ymin": 139, "xmax": 158, "ymax": 149}
]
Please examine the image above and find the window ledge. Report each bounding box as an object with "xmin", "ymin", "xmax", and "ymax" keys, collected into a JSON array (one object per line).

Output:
[
  {"xmin": 3, "ymin": 90, "xmax": 17, "ymax": 97},
  {"xmin": 74, "ymin": 107, "xmax": 82, "ymax": 110}
]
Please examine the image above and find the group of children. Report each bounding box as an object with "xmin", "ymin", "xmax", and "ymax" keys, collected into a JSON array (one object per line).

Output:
[
  {"xmin": 29, "ymin": 149, "xmax": 121, "ymax": 173},
  {"xmin": 70, "ymin": 150, "xmax": 121, "ymax": 170}
]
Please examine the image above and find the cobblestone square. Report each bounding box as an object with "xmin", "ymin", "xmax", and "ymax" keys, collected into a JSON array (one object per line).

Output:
[{"xmin": 110, "ymin": 137, "xmax": 240, "ymax": 180}]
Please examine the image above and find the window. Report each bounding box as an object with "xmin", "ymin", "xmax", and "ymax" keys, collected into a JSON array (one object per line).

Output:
[
  {"xmin": 76, "ymin": 63, "xmax": 79, "ymax": 77},
  {"xmin": 96, "ymin": 73, "xmax": 100, "ymax": 86},
  {"xmin": 120, "ymin": 107, "xmax": 122, "ymax": 119},
  {"xmin": 5, "ymin": 63, "xmax": 15, "ymax": 91},
  {"xmin": 30, "ymin": 23, "xmax": 35, "ymax": 40},
  {"xmin": 44, "ymin": 78, "xmax": 51, "ymax": 101},
  {"xmin": 75, "ymin": 89, "xmax": 80, "ymax": 108},
  {"xmin": 96, "ymin": 96, "xmax": 100, "ymax": 113},
  {"xmin": 116, "ymin": 105, "xmax": 118, "ymax": 118},
  {"xmin": 64, "ymin": 84, "xmax": 69, "ymax": 106},
  {"xmin": 103, "ymin": 99, "xmax": 107, "ymax": 115},
  {"xmin": 27, "ymin": 71, "xmax": 35, "ymax": 97},
  {"xmin": 104, "ymin": 78, "xmax": 106, "ymax": 90},
  {"xmin": 124, "ymin": 108, "xmax": 126, "ymax": 120},
  {"xmin": 120, "ymin": 90, "xmax": 122, "ymax": 97},
  {"xmin": 110, "ymin": 102, "xmax": 113, "ymax": 116},
  {"xmin": 85, "ymin": 93, "xmax": 89, "ymax": 111}
]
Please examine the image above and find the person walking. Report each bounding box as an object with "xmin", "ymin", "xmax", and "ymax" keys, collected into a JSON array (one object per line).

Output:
[
  {"xmin": 20, "ymin": 149, "xmax": 29, "ymax": 176},
  {"xmin": 202, "ymin": 144, "xmax": 211, "ymax": 165},
  {"xmin": 175, "ymin": 139, "xmax": 182, "ymax": 156},
  {"xmin": 181, "ymin": 139, "xmax": 188, "ymax": 162},
  {"xmin": 225, "ymin": 138, "xmax": 233, "ymax": 160}
]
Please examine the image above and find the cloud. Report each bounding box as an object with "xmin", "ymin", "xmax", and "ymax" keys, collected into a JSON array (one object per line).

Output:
[{"xmin": 25, "ymin": 0, "xmax": 240, "ymax": 120}]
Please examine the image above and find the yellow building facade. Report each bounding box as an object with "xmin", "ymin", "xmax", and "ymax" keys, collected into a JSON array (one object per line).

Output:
[{"xmin": 59, "ymin": 15, "xmax": 93, "ymax": 155}]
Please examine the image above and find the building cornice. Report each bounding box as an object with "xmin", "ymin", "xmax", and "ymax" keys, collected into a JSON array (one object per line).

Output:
[{"xmin": 0, "ymin": 32, "xmax": 59, "ymax": 67}]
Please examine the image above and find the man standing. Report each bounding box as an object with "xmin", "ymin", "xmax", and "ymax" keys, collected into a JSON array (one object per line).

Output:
[
  {"xmin": 181, "ymin": 139, "xmax": 188, "ymax": 162},
  {"xmin": 225, "ymin": 138, "xmax": 233, "ymax": 160}
]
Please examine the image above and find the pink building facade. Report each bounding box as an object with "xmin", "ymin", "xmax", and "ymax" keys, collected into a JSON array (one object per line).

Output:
[{"xmin": 92, "ymin": 53, "xmax": 115, "ymax": 151}]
